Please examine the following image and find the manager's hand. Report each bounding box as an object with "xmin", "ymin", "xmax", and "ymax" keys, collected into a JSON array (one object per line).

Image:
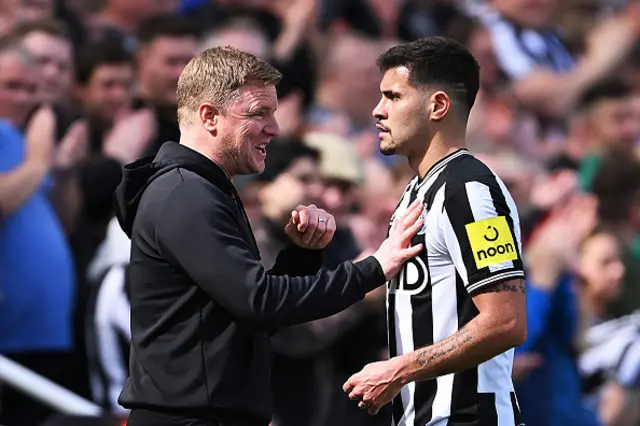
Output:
[
  {"xmin": 285, "ymin": 204, "xmax": 336, "ymax": 249},
  {"xmin": 373, "ymin": 198, "xmax": 424, "ymax": 280}
]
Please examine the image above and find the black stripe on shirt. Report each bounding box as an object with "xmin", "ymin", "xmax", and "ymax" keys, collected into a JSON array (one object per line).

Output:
[
  {"xmin": 449, "ymin": 272, "xmax": 480, "ymax": 423},
  {"xmin": 443, "ymin": 177, "xmax": 486, "ymax": 281}
]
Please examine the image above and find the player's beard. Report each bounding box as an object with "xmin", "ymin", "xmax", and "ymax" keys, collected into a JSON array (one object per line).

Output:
[
  {"xmin": 380, "ymin": 135, "xmax": 398, "ymax": 156},
  {"xmin": 380, "ymin": 145, "xmax": 396, "ymax": 156}
]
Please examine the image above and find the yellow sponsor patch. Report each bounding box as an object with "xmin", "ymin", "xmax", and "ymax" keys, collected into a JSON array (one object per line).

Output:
[{"xmin": 465, "ymin": 216, "xmax": 518, "ymax": 269}]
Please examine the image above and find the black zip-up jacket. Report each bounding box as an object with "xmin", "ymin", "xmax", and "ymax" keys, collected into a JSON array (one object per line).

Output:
[{"xmin": 112, "ymin": 142, "xmax": 386, "ymax": 425}]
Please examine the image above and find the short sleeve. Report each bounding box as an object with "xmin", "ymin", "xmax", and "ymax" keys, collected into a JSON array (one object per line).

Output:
[{"xmin": 440, "ymin": 178, "xmax": 525, "ymax": 294}]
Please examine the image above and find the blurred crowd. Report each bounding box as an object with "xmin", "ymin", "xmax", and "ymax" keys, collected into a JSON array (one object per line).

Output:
[{"xmin": 0, "ymin": 0, "xmax": 640, "ymax": 425}]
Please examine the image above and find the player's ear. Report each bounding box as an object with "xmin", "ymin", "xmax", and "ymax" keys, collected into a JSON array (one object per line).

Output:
[
  {"xmin": 199, "ymin": 103, "xmax": 219, "ymax": 133},
  {"xmin": 429, "ymin": 91, "xmax": 451, "ymax": 121}
]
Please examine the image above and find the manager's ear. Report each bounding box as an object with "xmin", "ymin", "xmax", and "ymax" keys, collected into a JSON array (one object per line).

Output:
[
  {"xmin": 199, "ymin": 103, "xmax": 219, "ymax": 133},
  {"xmin": 429, "ymin": 90, "xmax": 452, "ymax": 121}
]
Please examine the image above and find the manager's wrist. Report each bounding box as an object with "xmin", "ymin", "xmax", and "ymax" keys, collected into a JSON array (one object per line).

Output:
[
  {"xmin": 354, "ymin": 256, "xmax": 387, "ymax": 293},
  {"xmin": 285, "ymin": 243, "xmax": 323, "ymax": 269}
]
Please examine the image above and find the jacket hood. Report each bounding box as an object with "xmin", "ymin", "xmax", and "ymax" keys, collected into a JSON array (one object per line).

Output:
[{"xmin": 113, "ymin": 141, "xmax": 233, "ymax": 238}]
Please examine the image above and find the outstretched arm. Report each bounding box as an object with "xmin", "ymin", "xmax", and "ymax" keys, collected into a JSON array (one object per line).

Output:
[{"xmin": 156, "ymin": 182, "xmax": 423, "ymax": 330}]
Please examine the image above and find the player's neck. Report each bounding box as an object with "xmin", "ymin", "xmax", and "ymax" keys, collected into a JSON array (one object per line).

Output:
[{"xmin": 413, "ymin": 134, "xmax": 466, "ymax": 180}]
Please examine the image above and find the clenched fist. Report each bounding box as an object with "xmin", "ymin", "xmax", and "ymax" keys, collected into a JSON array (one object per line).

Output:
[{"xmin": 284, "ymin": 204, "xmax": 336, "ymax": 250}]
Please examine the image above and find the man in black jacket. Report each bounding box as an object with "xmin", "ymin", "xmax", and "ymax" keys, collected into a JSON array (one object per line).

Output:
[{"xmin": 112, "ymin": 46, "xmax": 425, "ymax": 426}]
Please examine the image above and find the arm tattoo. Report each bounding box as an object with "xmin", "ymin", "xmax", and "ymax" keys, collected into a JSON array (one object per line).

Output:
[
  {"xmin": 414, "ymin": 327, "xmax": 473, "ymax": 367},
  {"xmin": 403, "ymin": 280, "xmax": 525, "ymax": 381},
  {"xmin": 474, "ymin": 280, "xmax": 526, "ymax": 295}
]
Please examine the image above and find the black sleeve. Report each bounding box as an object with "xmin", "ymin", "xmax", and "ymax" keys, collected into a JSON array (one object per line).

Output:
[
  {"xmin": 269, "ymin": 245, "xmax": 323, "ymax": 277},
  {"xmin": 155, "ymin": 181, "xmax": 385, "ymax": 329}
]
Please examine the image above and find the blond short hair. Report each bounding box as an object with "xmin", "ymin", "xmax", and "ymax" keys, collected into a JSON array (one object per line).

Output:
[{"xmin": 176, "ymin": 46, "xmax": 282, "ymax": 126}]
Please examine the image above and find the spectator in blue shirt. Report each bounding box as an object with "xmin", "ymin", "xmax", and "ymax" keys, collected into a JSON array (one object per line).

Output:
[{"xmin": 0, "ymin": 112, "xmax": 77, "ymax": 426}]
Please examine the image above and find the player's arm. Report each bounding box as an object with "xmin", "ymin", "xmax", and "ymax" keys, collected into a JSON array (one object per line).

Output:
[
  {"xmin": 396, "ymin": 179, "xmax": 527, "ymax": 383},
  {"xmin": 395, "ymin": 279, "xmax": 526, "ymax": 383}
]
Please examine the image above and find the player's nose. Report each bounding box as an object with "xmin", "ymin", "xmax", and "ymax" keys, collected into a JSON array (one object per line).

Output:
[{"xmin": 372, "ymin": 99, "xmax": 387, "ymax": 120}]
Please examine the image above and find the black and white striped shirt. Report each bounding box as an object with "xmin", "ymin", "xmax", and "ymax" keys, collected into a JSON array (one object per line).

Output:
[
  {"xmin": 580, "ymin": 313, "xmax": 640, "ymax": 394},
  {"xmin": 464, "ymin": 2, "xmax": 575, "ymax": 79},
  {"xmin": 85, "ymin": 263, "xmax": 131, "ymax": 415},
  {"xmin": 387, "ymin": 149, "xmax": 525, "ymax": 426},
  {"xmin": 487, "ymin": 18, "xmax": 575, "ymax": 80}
]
